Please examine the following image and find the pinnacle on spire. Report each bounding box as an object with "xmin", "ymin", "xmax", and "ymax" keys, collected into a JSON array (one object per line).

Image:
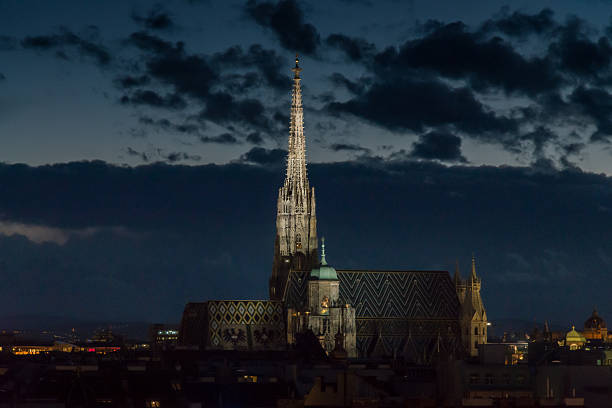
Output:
[
  {"xmin": 292, "ymin": 54, "xmax": 302, "ymax": 79},
  {"xmin": 453, "ymin": 259, "xmax": 461, "ymax": 284},
  {"xmin": 321, "ymin": 236, "xmax": 327, "ymax": 265},
  {"xmin": 471, "ymin": 253, "xmax": 477, "ymax": 281}
]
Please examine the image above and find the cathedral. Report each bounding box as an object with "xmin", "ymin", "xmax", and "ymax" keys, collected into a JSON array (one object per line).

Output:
[{"xmin": 179, "ymin": 57, "xmax": 488, "ymax": 362}]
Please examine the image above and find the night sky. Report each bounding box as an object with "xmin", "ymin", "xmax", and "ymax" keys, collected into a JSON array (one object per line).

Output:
[{"xmin": 1, "ymin": 0, "xmax": 612, "ymax": 326}]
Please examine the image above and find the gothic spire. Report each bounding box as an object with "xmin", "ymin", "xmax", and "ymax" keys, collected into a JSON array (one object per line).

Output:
[
  {"xmin": 321, "ymin": 237, "xmax": 327, "ymax": 265},
  {"xmin": 471, "ymin": 253, "xmax": 478, "ymax": 282},
  {"xmin": 453, "ymin": 259, "xmax": 461, "ymax": 285},
  {"xmin": 284, "ymin": 54, "xmax": 308, "ymax": 211}
]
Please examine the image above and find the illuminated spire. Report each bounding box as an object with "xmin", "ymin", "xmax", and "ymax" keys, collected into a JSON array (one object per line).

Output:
[
  {"xmin": 321, "ymin": 236, "xmax": 327, "ymax": 266},
  {"xmin": 471, "ymin": 253, "xmax": 477, "ymax": 281},
  {"xmin": 284, "ymin": 54, "xmax": 308, "ymax": 211}
]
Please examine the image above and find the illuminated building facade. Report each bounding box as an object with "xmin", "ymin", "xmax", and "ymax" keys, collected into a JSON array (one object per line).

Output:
[
  {"xmin": 454, "ymin": 257, "xmax": 488, "ymax": 357},
  {"xmin": 269, "ymin": 56, "xmax": 318, "ymax": 301},
  {"xmin": 180, "ymin": 57, "xmax": 487, "ymax": 361},
  {"xmin": 583, "ymin": 309, "xmax": 608, "ymax": 341},
  {"xmin": 180, "ymin": 300, "xmax": 287, "ymax": 351},
  {"xmin": 286, "ymin": 239, "xmax": 357, "ymax": 357}
]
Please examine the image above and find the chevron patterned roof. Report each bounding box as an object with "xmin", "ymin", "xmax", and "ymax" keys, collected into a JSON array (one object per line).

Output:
[
  {"xmin": 285, "ymin": 269, "xmax": 460, "ymax": 320},
  {"xmin": 284, "ymin": 269, "xmax": 462, "ymax": 360}
]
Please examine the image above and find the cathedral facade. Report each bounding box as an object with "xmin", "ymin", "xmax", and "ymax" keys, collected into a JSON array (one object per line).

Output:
[{"xmin": 179, "ymin": 57, "xmax": 488, "ymax": 362}]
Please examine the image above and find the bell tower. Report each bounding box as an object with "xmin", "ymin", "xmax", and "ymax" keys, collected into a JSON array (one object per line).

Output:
[
  {"xmin": 269, "ymin": 56, "xmax": 318, "ymax": 300},
  {"xmin": 455, "ymin": 255, "xmax": 488, "ymax": 357}
]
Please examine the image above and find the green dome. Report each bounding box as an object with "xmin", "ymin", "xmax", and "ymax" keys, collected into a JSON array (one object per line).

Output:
[{"xmin": 310, "ymin": 238, "xmax": 338, "ymax": 280}]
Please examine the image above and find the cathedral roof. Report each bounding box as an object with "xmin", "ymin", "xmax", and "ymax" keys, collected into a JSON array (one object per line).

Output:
[
  {"xmin": 584, "ymin": 309, "xmax": 606, "ymax": 329},
  {"xmin": 309, "ymin": 238, "xmax": 338, "ymax": 280}
]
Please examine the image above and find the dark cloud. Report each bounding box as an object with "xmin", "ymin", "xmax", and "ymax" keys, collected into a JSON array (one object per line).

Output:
[
  {"xmin": 126, "ymin": 147, "xmax": 150, "ymax": 162},
  {"xmin": 201, "ymin": 93, "xmax": 274, "ymax": 132},
  {"xmin": 1, "ymin": 160, "xmax": 612, "ymax": 323},
  {"xmin": 374, "ymin": 21, "xmax": 560, "ymax": 96},
  {"xmin": 126, "ymin": 31, "xmax": 182, "ymax": 55},
  {"xmin": 324, "ymin": 10, "xmax": 612, "ymax": 159},
  {"xmin": 520, "ymin": 126, "xmax": 557, "ymax": 158},
  {"xmin": 21, "ymin": 29, "xmax": 111, "ymax": 66},
  {"xmin": 479, "ymin": 8, "xmax": 557, "ymax": 37},
  {"xmin": 239, "ymin": 147, "xmax": 286, "ymax": 165},
  {"xmin": 568, "ymin": 86, "xmax": 612, "ymax": 142},
  {"xmin": 328, "ymin": 77, "xmax": 517, "ymax": 135},
  {"xmin": 120, "ymin": 90, "xmax": 186, "ymax": 109},
  {"xmin": 210, "ymin": 44, "xmax": 291, "ymax": 91},
  {"xmin": 245, "ymin": 0, "xmax": 320, "ymax": 55},
  {"xmin": 125, "ymin": 147, "xmax": 200, "ymax": 163},
  {"xmin": 409, "ymin": 131, "xmax": 467, "ymax": 162},
  {"xmin": 0, "ymin": 35, "xmax": 17, "ymax": 51},
  {"xmin": 200, "ymin": 133, "xmax": 240, "ymax": 144},
  {"xmin": 139, "ymin": 116, "xmax": 200, "ymax": 135},
  {"xmin": 246, "ymin": 132, "xmax": 264, "ymax": 144},
  {"xmin": 125, "ymin": 33, "xmax": 286, "ymax": 138},
  {"xmin": 329, "ymin": 143, "xmax": 370, "ymax": 154},
  {"xmin": 163, "ymin": 151, "xmax": 201, "ymax": 162},
  {"xmin": 131, "ymin": 5, "xmax": 174, "ymax": 30},
  {"xmin": 548, "ymin": 17, "xmax": 612, "ymax": 80},
  {"xmin": 329, "ymin": 72, "xmax": 368, "ymax": 95},
  {"xmin": 114, "ymin": 75, "xmax": 151, "ymax": 89},
  {"xmin": 326, "ymin": 34, "xmax": 376, "ymax": 62}
]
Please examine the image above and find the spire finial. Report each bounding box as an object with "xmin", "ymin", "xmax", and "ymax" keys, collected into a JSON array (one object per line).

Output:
[
  {"xmin": 471, "ymin": 253, "xmax": 477, "ymax": 281},
  {"xmin": 321, "ymin": 236, "xmax": 327, "ymax": 265},
  {"xmin": 292, "ymin": 53, "xmax": 302, "ymax": 79}
]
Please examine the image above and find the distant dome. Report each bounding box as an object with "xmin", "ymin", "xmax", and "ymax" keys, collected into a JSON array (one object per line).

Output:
[
  {"xmin": 566, "ymin": 326, "xmax": 586, "ymax": 343},
  {"xmin": 584, "ymin": 309, "xmax": 606, "ymax": 329}
]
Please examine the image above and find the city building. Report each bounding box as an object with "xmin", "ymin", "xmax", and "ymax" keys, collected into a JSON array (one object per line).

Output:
[
  {"xmin": 455, "ymin": 257, "xmax": 488, "ymax": 357},
  {"xmin": 179, "ymin": 57, "xmax": 488, "ymax": 362},
  {"xmin": 583, "ymin": 309, "xmax": 608, "ymax": 341}
]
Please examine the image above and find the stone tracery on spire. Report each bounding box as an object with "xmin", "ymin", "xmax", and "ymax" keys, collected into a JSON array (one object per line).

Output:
[{"xmin": 284, "ymin": 54, "xmax": 309, "ymax": 213}]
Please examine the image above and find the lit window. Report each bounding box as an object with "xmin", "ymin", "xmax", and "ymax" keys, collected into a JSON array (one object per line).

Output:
[
  {"xmin": 146, "ymin": 401, "xmax": 161, "ymax": 408},
  {"xmin": 296, "ymin": 234, "xmax": 302, "ymax": 249}
]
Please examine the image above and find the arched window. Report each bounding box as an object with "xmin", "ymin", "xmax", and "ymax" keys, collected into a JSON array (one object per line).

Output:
[
  {"xmin": 295, "ymin": 233, "xmax": 302, "ymax": 249},
  {"xmin": 474, "ymin": 327, "xmax": 479, "ymax": 335}
]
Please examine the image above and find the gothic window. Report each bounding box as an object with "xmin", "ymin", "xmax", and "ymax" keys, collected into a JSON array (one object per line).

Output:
[
  {"xmin": 474, "ymin": 327, "xmax": 479, "ymax": 335},
  {"xmin": 323, "ymin": 318, "xmax": 330, "ymax": 334},
  {"xmin": 296, "ymin": 233, "xmax": 302, "ymax": 249}
]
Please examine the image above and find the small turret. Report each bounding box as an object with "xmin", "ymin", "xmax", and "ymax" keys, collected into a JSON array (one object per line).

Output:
[
  {"xmin": 310, "ymin": 237, "xmax": 338, "ymax": 280},
  {"xmin": 453, "ymin": 260, "xmax": 461, "ymax": 286}
]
